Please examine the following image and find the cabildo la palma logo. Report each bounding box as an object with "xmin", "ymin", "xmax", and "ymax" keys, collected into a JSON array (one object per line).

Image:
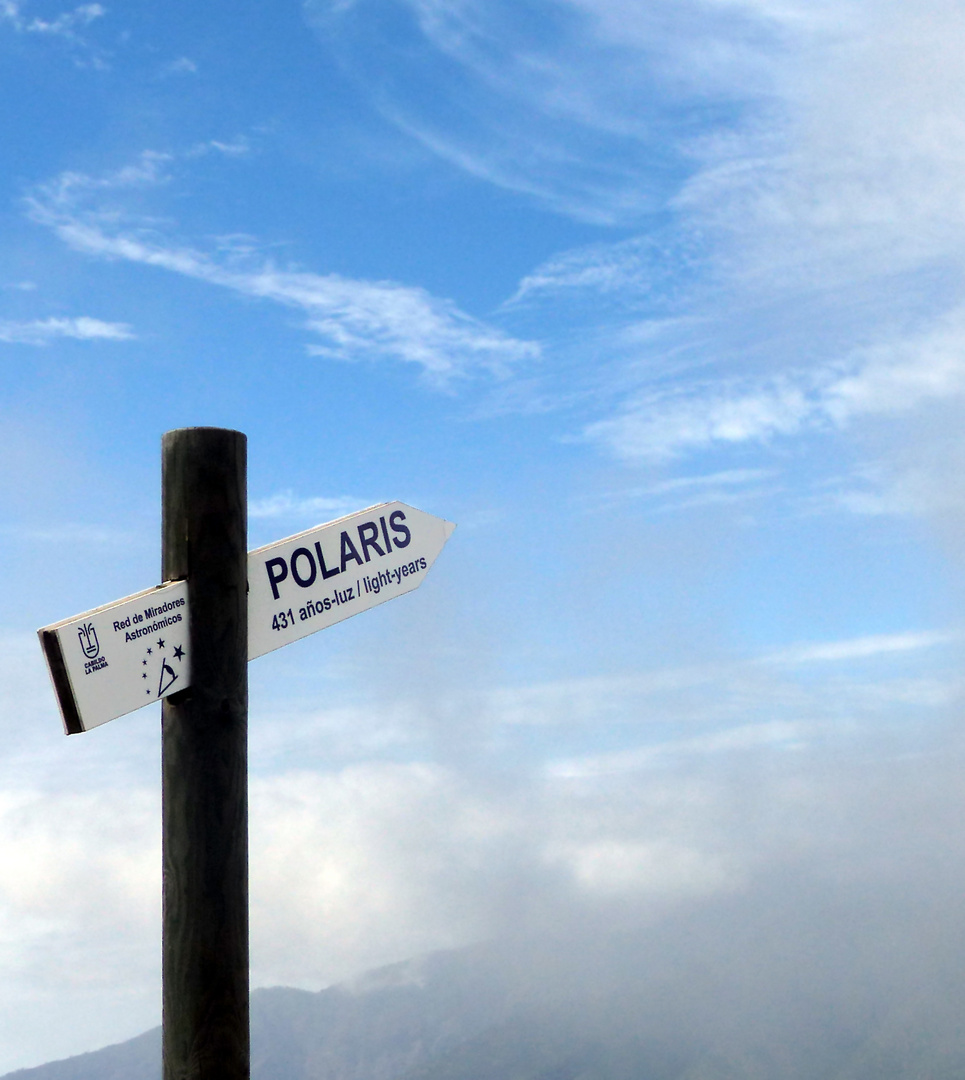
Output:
[{"xmin": 78, "ymin": 621, "xmax": 108, "ymax": 675}]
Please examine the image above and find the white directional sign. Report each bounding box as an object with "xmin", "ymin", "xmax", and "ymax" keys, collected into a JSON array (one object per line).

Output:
[
  {"xmin": 247, "ymin": 501, "xmax": 455, "ymax": 659},
  {"xmin": 38, "ymin": 580, "xmax": 191, "ymax": 734},
  {"xmin": 39, "ymin": 502, "xmax": 454, "ymax": 733}
]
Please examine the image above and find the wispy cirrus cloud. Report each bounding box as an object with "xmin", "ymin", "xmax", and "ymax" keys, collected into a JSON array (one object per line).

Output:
[
  {"xmin": 306, "ymin": 0, "xmax": 775, "ymax": 225},
  {"xmin": 337, "ymin": 0, "xmax": 965, "ymax": 525},
  {"xmin": 764, "ymin": 630, "xmax": 958, "ymax": 666},
  {"xmin": 249, "ymin": 491, "xmax": 365, "ymax": 521},
  {"xmin": 1, "ymin": 0, "xmax": 107, "ymax": 64},
  {"xmin": 0, "ymin": 0, "xmax": 104, "ymax": 37},
  {"xmin": 584, "ymin": 467, "xmax": 782, "ymax": 514},
  {"xmin": 25, "ymin": 152, "xmax": 539, "ymax": 384},
  {"xmin": 583, "ymin": 305, "xmax": 965, "ymax": 461},
  {"xmin": 547, "ymin": 721, "xmax": 807, "ymax": 780},
  {"xmin": 505, "ymin": 230, "xmax": 705, "ymax": 309},
  {"xmin": 586, "ymin": 376, "xmax": 814, "ymax": 461},
  {"xmin": 0, "ymin": 521, "xmax": 136, "ymax": 545},
  {"xmin": 0, "ymin": 316, "xmax": 134, "ymax": 345},
  {"xmin": 160, "ymin": 56, "xmax": 197, "ymax": 76},
  {"xmin": 486, "ymin": 629, "xmax": 957, "ymax": 732}
]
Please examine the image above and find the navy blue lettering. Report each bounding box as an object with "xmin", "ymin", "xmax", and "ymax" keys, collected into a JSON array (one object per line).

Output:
[
  {"xmin": 290, "ymin": 547, "xmax": 317, "ymax": 588},
  {"xmin": 266, "ymin": 557, "xmax": 288, "ymax": 601},
  {"xmin": 357, "ymin": 521, "xmax": 385, "ymax": 562},
  {"xmin": 340, "ymin": 530, "xmax": 364, "ymax": 571},
  {"xmin": 314, "ymin": 540, "xmax": 340, "ymax": 579},
  {"xmin": 389, "ymin": 510, "xmax": 411, "ymax": 548}
]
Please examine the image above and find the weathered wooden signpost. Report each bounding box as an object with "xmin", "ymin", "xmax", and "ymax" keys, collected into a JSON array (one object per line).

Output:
[
  {"xmin": 37, "ymin": 427, "xmax": 455, "ymax": 1080},
  {"xmin": 161, "ymin": 429, "xmax": 248, "ymax": 1079}
]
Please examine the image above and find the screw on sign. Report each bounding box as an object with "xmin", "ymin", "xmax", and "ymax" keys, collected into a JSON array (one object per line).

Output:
[{"xmin": 37, "ymin": 428, "xmax": 455, "ymax": 1080}]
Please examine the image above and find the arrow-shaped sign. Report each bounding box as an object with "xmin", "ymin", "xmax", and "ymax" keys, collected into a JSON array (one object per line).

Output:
[
  {"xmin": 38, "ymin": 502, "xmax": 455, "ymax": 734},
  {"xmin": 247, "ymin": 500, "xmax": 455, "ymax": 660}
]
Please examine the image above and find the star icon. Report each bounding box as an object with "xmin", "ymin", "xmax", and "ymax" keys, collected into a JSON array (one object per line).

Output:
[
  {"xmin": 157, "ymin": 638, "xmax": 165, "ymax": 649},
  {"xmin": 142, "ymin": 673, "xmax": 147, "ymax": 680},
  {"xmin": 146, "ymin": 647, "xmax": 153, "ymax": 656},
  {"xmin": 142, "ymin": 659, "xmax": 147, "ymax": 666},
  {"xmin": 173, "ymin": 645, "xmax": 184, "ymax": 661}
]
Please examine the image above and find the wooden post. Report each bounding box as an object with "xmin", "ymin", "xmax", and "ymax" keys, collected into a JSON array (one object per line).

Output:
[{"xmin": 161, "ymin": 428, "xmax": 249, "ymax": 1080}]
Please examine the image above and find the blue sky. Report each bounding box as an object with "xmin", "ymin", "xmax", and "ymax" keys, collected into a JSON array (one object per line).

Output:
[{"xmin": 2, "ymin": 0, "xmax": 965, "ymax": 1071}]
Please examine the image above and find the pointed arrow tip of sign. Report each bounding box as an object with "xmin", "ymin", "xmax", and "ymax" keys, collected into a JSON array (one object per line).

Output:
[{"xmin": 443, "ymin": 519, "xmax": 457, "ymax": 540}]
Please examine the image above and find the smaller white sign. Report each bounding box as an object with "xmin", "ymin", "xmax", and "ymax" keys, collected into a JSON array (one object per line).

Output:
[
  {"xmin": 39, "ymin": 580, "xmax": 191, "ymax": 734},
  {"xmin": 248, "ymin": 501, "xmax": 455, "ymax": 660}
]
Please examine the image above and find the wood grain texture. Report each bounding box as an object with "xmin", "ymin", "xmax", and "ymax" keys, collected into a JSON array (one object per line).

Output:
[{"xmin": 161, "ymin": 428, "xmax": 249, "ymax": 1080}]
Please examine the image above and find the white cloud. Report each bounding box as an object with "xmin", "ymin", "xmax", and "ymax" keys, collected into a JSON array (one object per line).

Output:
[
  {"xmin": 635, "ymin": 467, "xmax": 776, "ymax": 494},
  {"xmin": 1, "ymin": 0, "xmax": 105, "ymax": 38},
  {"xmin": 507, "ymin": 234, "xmax": 686, "ymax": 306},
  {"xmin": 682, "ymin": 1, "xmax": 965, "ymax": 265},
  {"xmin": 186, "ymin": 138, "xmax": 251, "ymax": 158},
  {"xmin": 26, "ymin": 155, "xmax": 539, "ymax": 383},
  {"xmin": 543, "ymin": 837, "xmax": 733, "ymax": 897},
  {"xmin": 36, "ymin": 151, "xmax": 172, "ymax": 198},
  {"xmin": 763, "ymin": 630, "xmax": 958, "ymax": 666},
  {"xmin": 583, "ymin": 302, "xmax": 965, "ymax": 461},
  {"xmin": 0, "ymin": 316, "xmax": 134, "ymax": 345},
  {"xmin": 808, "ymin": 458, "xmax": 965, "ymax": 521},
  {"xmin": 208, "ymin": 137, "xmax": 248, "ymax": 155},
  {"xmin": 0, "ymin": 783, "xmax": 161, "ymax": 1071},
  {"xmin": 1, "ymin": 521, "xmax": 136, "ymax": 545},
  {"xmin": 586, "ymin": 375, "xmax": 817, "ymax": 460},
  {"xmin": 270, "ymin": 630, "xmax": 954, "ymax": 751},
  {"xmin": 162, "ymin": 56, "xmax": 197, "ymax": 76},
  {"xmin": 547, "ymin": 721, "xmax": 807, "ymax": 779},
  {"xmin": 0, "ymin": 754, "xmax": 747, "ymax": 1066},
  {"xmin": 390, "ymin": 0, "xmax": 965, "ymax": 499},
  {"xmin": 6, "ymin": 736, "xmax": 964, "ymax": 1073},
  {"xmin": 248, "ymin": 764, "xmax": 511, "ymax": 985},
  {"xmin": 584, "ymin": 468, "xmax": 780, "ymax": 514},
  {"xmin": 249, "ymin": 491, "xmax": 365, "ymax": 521},
  {"xmin": 823, "ymin": 314, "xmax": 965, "ymax": 423},
  {"xmin": 307, "ymin": 0, "xmax": 771, "ymax": 225},
  {"xmin": 0, "ymin": 611, "xmax": 958, "ymax": 1070},
  {"xmin": 640, "ymin": 468, "xmax": 779, "ymax": 509}
]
